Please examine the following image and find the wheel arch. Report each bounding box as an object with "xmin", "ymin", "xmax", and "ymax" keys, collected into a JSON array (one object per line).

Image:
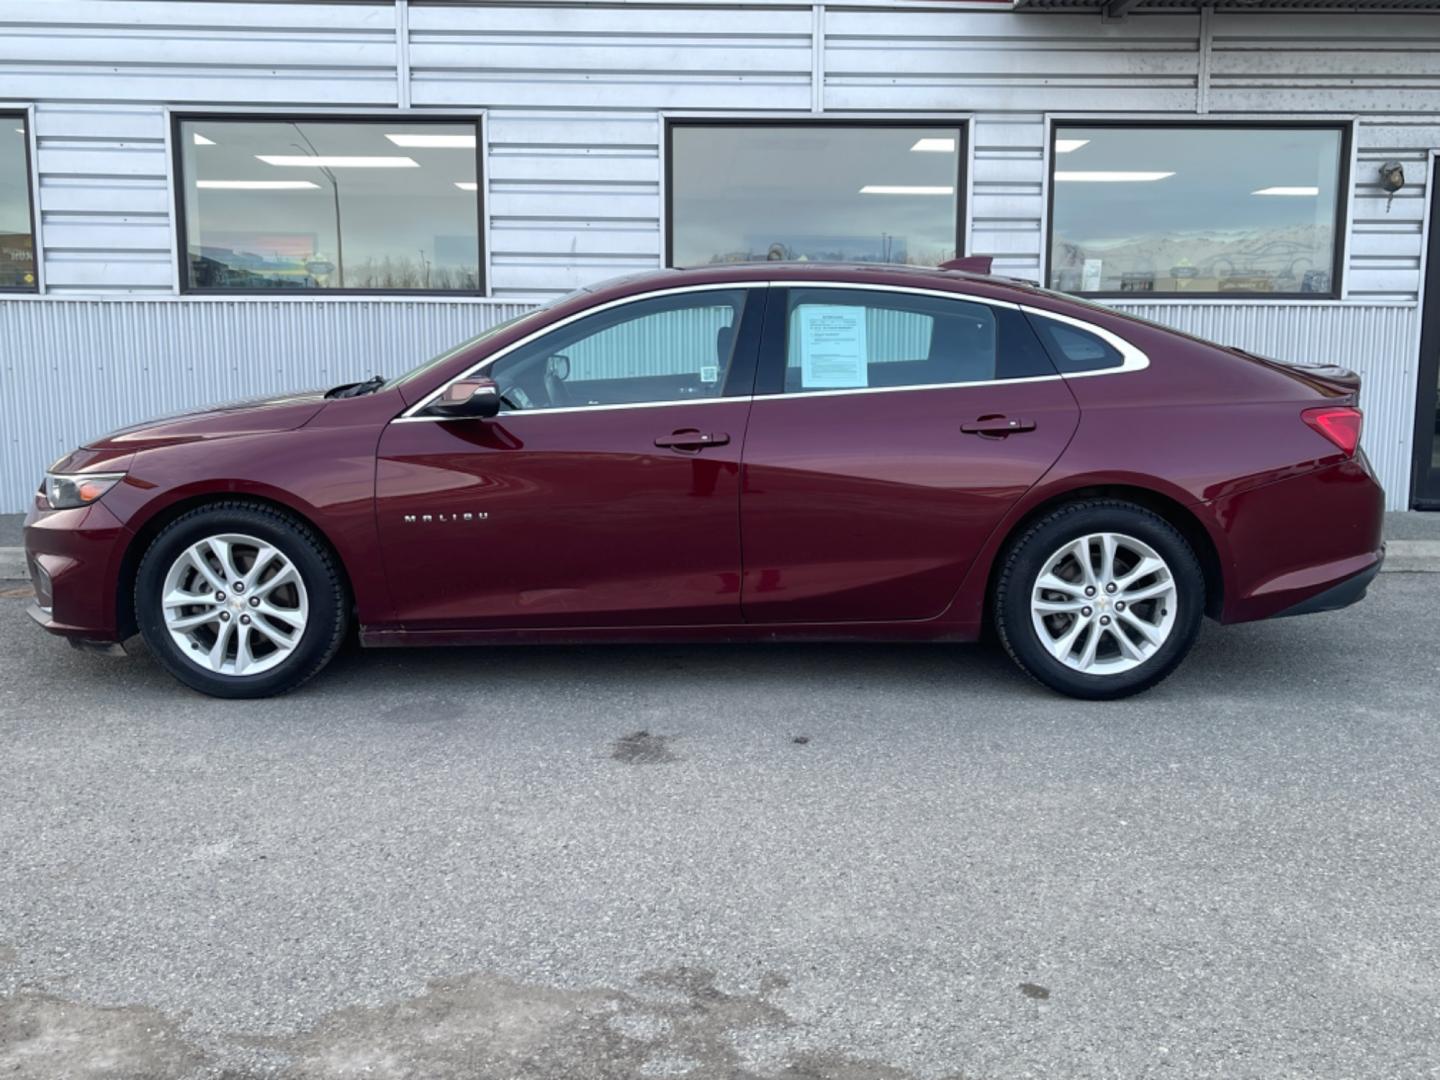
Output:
[
  {"xmin": 115, "ymin": 491, "xmax": 354, "ymax": 640},
  {"xmin": 982, "ymin": 483, "xmax": 1227, "ymax": 628}
]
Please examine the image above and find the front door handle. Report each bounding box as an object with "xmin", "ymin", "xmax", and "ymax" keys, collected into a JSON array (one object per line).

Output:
[
  {"xmin": 961, "ymin": 416, "xmax": 1035, "ymax": 437},
  {"xmin": 654, "ymin": 430, "xmax": 730, "ymax": 450}
]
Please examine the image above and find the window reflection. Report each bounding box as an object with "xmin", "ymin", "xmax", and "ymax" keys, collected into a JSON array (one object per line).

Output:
[
  {"xmin": 1048, "ymin": 125, "xmax": 1345, "ymax": 297},
  {"xmin": 0, "ymin": 115, "xmax": 35, "ymax": 290},
  {"xmin": 179, "ymin": 119, "xmax": 481, "ymax": 292},
  {"xmin": 670, "ymin": 125, "xmax": 962, "ymax": 268}
]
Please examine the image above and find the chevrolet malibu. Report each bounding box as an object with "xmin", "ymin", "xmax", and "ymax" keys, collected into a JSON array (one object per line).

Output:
[{"xmin": 25, "ymin": 263, "xmax": 1384, "ymax": 700}]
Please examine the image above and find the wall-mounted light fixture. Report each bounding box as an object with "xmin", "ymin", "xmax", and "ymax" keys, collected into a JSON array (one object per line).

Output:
[{"xmin": 1378, "ymin": 161, "xmax": 1405, "ymax": 212}]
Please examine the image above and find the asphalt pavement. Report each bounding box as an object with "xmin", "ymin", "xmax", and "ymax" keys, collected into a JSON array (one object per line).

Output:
[{"xmin": 2, "ymin": 574, "xmax": 1439, "ymax": 1079}]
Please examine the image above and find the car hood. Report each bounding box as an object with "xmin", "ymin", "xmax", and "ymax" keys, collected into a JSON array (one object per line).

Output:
[{"xmin": 82, "ymin": 390, "xmax": 329, "ymax": 451}]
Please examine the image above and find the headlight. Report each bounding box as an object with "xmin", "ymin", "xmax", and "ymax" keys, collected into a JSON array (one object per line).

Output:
[{"xmin": 43, "ymin": 472, "xmax": 125, "ymax": 510}]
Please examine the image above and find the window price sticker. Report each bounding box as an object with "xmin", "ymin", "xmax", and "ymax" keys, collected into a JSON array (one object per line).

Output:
[{"xmin": 797, "ymin": 305, "xmax": 868, "ymax": 388}]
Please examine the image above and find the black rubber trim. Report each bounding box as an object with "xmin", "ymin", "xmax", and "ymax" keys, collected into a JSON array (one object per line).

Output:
[{"xmin": 1270, "ymin": 552, "xmax": 1383, "ymax": 620}]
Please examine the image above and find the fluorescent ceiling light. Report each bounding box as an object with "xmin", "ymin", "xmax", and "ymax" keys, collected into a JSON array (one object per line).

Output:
[
  {"xmin": 1054, "ymin": 171, "xmax": 1174, "ymax": 183},
  {"xmin": 196, "ymin": 180, "xmax": 321, "ymax": 190},
  {"xmin": 386, "ymin": 133, "xmax": 476, "ymax": 149},
  {"xmin": 910, "ymin": 137, "xmax": 955, "ymax": 153},
  {"xmin": 192, "ymin": 133, "xmax": 215, "ymax": 146},
  {"xmin": 14, "ymin": 127, "xmax": 24, "ymax": 134},
  {"xmin": 454, "ymin": 181, "xmax": 479, "ymax": 191},
  {"xmin": 1252, "ymin": 186, "xmax": 1319, "ymax": 196},
  {"xmin": 859, "ymin": 185, "xmax": 956, "ymax": 195},
  {"xmin": 1054, "ymin": 138, "xmax": 1090, "ymax": 154},
  {"xmin": 256, "ymin": 155, "xmax": 419, "ymax": 168}
]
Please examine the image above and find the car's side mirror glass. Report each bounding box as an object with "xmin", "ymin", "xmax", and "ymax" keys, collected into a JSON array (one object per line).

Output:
[{"xmin": 427, "ymin": 378, "xmax": 501, "ymax": 420}]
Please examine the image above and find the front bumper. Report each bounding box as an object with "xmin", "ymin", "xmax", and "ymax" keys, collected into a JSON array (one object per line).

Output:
[{"xmin": 23, "ymin": 500, "xmax": 133, "ymax": 642}]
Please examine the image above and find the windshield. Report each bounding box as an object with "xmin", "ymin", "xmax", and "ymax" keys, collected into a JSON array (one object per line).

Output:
[{"xmin": 390, "ymin": 289, "xmax": 590, "ymax": 389}]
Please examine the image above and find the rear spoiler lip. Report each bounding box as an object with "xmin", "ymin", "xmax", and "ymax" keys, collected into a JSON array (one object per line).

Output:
[{"xmin": 1230, "ymin": 349, "xmax": 1362, "ymax": 404}]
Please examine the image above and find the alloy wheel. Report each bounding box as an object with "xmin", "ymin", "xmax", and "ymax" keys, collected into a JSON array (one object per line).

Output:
[
  {"xmin": 160, "ymin": 532, "xmax": 309, "ymax": 677},
  {"xmin": 1029, "ymin": 531, "xmax": 1178, "ymax": 676}
]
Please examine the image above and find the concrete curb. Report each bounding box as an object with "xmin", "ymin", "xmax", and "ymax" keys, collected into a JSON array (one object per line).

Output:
[
  {"xmin": 3, "ymin": 543, "xmax": 1438, "ymax": 584},
  {"xmin": 1383, "ymin": 540, "xmax": 1440, "ymax": 573}
]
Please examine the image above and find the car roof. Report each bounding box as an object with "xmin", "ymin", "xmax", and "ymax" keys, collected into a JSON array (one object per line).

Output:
[{"xmin": 579, "ymin": 261, "xmax": 1066, "ymax": 311}]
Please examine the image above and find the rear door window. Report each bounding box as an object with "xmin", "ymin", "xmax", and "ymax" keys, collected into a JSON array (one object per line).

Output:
[{"xmin": 772, "ymin": 288, "xmax": 1054, "ymax": 394}]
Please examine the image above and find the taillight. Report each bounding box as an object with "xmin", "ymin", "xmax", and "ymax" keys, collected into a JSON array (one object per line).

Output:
[{"xmin": 1302, "ymin": 406, "xmax": 1362, "ymax": 457}]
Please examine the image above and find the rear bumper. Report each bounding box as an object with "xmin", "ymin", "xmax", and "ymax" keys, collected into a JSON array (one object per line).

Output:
[
  {"xmin": 1210, "ymin": 457, "xmax": 1386, "ymax": 624},
  {"xmin": 1270, "ymin": 552, "xmax": 1383, "ymax": 619}
]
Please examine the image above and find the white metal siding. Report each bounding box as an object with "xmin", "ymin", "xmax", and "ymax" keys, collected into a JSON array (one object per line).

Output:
[
  {"xmin": 0, "ymin": 298, "xmax": 529, "ymax": 502},
  {"xmin": 0, "ymin": 2, "xmax": 1434, "ymax": 510}
]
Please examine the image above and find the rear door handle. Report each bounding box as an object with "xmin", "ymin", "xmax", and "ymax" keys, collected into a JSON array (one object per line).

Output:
[
  {"xmin": 961, "ymin": 416, "xmax": 1035, "ymax": 437},
  {"xmin": 654, "ymin": 430, "xmax": 730, "ymax": 450}
]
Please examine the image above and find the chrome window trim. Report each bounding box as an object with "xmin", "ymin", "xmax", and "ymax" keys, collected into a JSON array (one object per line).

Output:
[
  {"xmin": 1019, "ymin": 305, "xmax": 1151, "ymax": 376},
  {"xmin": 750, "ymin": 373, "xmax": 1063, "ymax": 402},
  {"xmin": 393, "ymin": 280, "xmax": 1147, "ymax": 424}
]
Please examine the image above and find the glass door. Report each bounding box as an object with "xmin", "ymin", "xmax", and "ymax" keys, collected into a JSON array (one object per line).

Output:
[{"xmin": 1414, "ymin": 161, "xmax": 1440, "ymax": 508}]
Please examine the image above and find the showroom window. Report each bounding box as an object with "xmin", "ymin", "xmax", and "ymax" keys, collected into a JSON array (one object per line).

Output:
[
  {"xmin": 1047, "ymin": 123, "xmax": 1348, "ymax": 298},
  {"xmin": 175, "ymin": 116, "xmax": 482, "ymax": 293},
  {"xmin": 667, "ymin": 122, "xmax": 964, "ymax": 268},
  {"xmin": 0, "ymin": 113, "xmax": 37, "ymax": 291}
]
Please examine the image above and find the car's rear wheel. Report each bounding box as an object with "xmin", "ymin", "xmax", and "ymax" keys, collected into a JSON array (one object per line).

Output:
[
  {"xmin": 993, "ymin": 500, "xmax": 1205, "ymax": 699},
  {"xmin": 135, "ymin": 502, "xmax": 348, "ymax": 698}
]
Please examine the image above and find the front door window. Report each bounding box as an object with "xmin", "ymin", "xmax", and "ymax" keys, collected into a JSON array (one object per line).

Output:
[{"xmin": 486, "ymin": 289, "xmax": 750, "ymax": 411}]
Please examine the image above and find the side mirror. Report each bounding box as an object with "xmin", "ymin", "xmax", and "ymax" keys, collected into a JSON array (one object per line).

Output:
[{"xmin": 428, "ymin": 377, "xmax": 501, "ymax": 420}]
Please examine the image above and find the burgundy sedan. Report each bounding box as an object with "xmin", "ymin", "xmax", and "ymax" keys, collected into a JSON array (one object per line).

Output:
[{"xmin": 24, "ymin": 263, "xmax": 1384, "ymax": 699}]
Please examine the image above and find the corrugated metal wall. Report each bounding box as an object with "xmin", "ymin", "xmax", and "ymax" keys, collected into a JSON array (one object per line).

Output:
[
  {"xmin": 0, "ymin": 0, "xmax": 1434, "ymax": 510},
  {"xmin": 0, "ymin": 298, "xmax": 528, "ymax": 500}
]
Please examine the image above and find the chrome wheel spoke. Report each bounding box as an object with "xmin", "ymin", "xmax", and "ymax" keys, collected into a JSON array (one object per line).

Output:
[
  {"xmin": 252, "ymin": 563, "xmax": 299, "ymax": 598},
  {"xmin": 182, "ymin": 544, "xmax": 227, "ymax": 594},
  {"xmin": 1037, "ymin": 573, "xmax": 1086, "ymax": 598},
  {"xmin": 249, "ymin": 613, "xmax": 297, "ymax": 648},
  {"xmin": 1048, "ymin": 614, "xmax": 1091, "ymax": 662},
  {"xmin": 208, "ymin": 618, "xmax": 234, "ymax": 669},
  {"xmin": 1099, "ymin": 534, "xmax": 1120, "ymax": 583},
  {"xmin": 255, "ymin": 601, "xmax": 303, "ymax": 630},
  {"xmin": 205, "ymin": 537, "xmax": 244, "ymax": 586},
  {"xmin": 169, "ymin": 608, "xmax": 222, "ymax": 631},
  {"xmin": 1076, "ymin": 622, "xmax": 1102, "ymax": 669},
  {"xmin": 161, "ymin": 532, "xmax": 308, "ymax": 678},
  {"xmin": 1120, "ymin": 579, "xmax": 1172, "ymax": 603},
  {"xmin": 243, "ymin": 545, "xmax": 282, "ymax": 589},
  {"xmin": 1112, "ymin": 625, "xmax": 1147, "ymax": 662},
  {"xmin": 1033, "ymin": 596, "xmax": 1089, "ymax": 615},
  {"xmin": 1119, "ymin": 608, "xmax": 1165, "ymax": 648},
  {"xmin": 1064, "ymin": 538, "xmax": 1099, "ymax": 590},
  {"xmin": 233, "ymin": 625, "xmax": 254, "ymax": 675},
  {"xmin": 1115, "ymin": 557, "xmax": 1164, "ymax": 592}
]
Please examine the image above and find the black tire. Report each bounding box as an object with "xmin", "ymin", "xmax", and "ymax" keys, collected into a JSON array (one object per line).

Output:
[
  {"xmin": 135, "ymin": 501, "xmax": 349, "ymax": 699},
  {"xmin": 993, "ymin": 500, "xmax": 1205, "ymax": 700}
]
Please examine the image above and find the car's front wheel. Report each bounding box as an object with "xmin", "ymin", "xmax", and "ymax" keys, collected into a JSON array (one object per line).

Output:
[
  {"xmin": 993, "ymin": 500, "xmax": 1205, "ymax": 700},
  {"xmin": 135, "ymin": 502, "xmax": 348, "ymax": 698}
]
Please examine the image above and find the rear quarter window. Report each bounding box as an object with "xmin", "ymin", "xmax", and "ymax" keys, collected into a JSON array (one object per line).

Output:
[{"xmin": 1026, "ymin": 315, "xmax": 1124, "ymax": 374}]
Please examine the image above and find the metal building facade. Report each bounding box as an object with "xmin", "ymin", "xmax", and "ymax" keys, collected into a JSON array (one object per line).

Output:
[{"xmin": 0, "ymin": 0, "xmax": 1435, "ymax": 509}]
